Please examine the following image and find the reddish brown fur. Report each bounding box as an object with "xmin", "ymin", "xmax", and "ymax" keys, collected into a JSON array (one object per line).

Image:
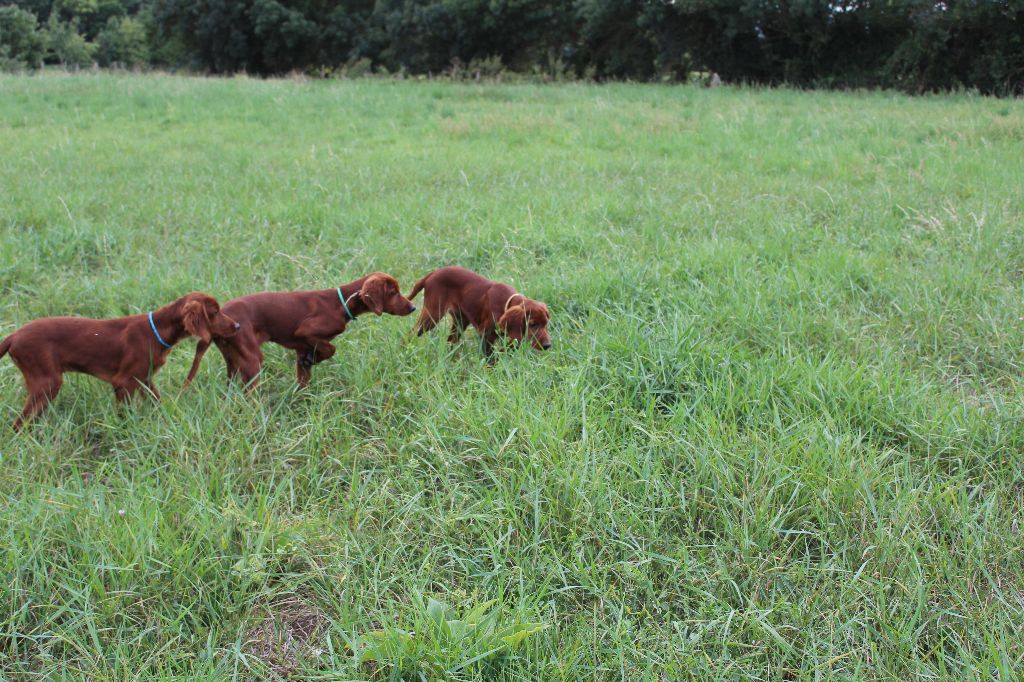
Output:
[
  {"xmin": 0, "ymin": 292, "xmax": 238, "ymax": 430},
  {"xmin": 184, "ymin": 272, "xmax": 416, "ymax": 389},
  {"xmin": 407, "ymin": 266, "xmax": 551, "ymax": 356}
]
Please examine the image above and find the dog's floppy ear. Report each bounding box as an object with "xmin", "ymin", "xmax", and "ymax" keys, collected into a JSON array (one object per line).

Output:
[
  {"xmin": 359, "ymin": 275, "xmax": 386, "ymax": 316},
  {"xmin": 183, "ymin": 300, "xmax": 212, "ymax": 343},
  {"xmin": 498, "ymin": 305, "xmax": 526, "ymax": 342}
]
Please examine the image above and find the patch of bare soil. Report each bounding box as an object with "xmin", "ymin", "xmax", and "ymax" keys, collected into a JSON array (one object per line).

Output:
[{"xmin": 243, "ymin": 596, "xmax": 328, "ymax": 679}]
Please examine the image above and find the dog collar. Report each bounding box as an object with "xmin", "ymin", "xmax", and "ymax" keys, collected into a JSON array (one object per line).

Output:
[
  {"xmin": 337, "ymin": 288, "xmax": 355, "ymax": 321},
  {"xmin": 148, "ymin": 311, "xmax": 172, "ymax": 349},
  {"xmin": 504, "ymin": 293, "xmax": 524, "ymax": 312}
]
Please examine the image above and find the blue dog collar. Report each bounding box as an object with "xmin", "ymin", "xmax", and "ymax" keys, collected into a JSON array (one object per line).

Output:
[
  {"xmin": 149, "ymin": 311, "xmax": 172, "ymax": 349},
  {"xmin": 337, "ymin": 288, "xmax": 355, "ymax": 321}
]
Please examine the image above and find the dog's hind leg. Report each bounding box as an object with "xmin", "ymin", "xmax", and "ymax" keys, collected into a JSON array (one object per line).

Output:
[
  {"xmin": 447, "ymin": 315, "xmax": 466, "ymax": 344},
  {"xmin": 15, "ymin": 373, "xmax": 62, "ymax": 431},
  {"xmin": 414, "ymin": 310, "xmax": 440, "ymax": 336},
  {"xmin": 414, "ymin": 292, "xmax": 449, "ymax": 337}
]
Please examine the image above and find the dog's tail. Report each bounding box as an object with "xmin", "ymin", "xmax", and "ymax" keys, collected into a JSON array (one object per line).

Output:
[
  {"xmin": 406, "ymin": 273, "xmax": 430, "ymax": 301},
  {"xmin": 183, "ymin": 339, "xmax": 211, "ymax": 388},
  {"xmin": 0, "ymin": 335, "xmax": 10, "ymax": 362}
]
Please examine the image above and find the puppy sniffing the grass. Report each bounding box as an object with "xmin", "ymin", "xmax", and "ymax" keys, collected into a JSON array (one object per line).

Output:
[
  {"xmin": 0, "ymin": 293, "xmax": 238, "ymax": 430},
  {"xmin": 407, "ymin": 266, "xmax": 551, "ymax": 356},
  {"xmin": 184, "ymin": 272, "xmax": 416, "ymax": 389}
]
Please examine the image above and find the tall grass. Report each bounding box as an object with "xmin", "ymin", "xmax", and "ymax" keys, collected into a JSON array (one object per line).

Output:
[{"xmin": 0, "ymin": 73, "xmax": 1022, "ymax": 679}]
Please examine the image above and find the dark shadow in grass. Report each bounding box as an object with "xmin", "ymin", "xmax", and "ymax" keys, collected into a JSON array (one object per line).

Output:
[
  {"xmin": 651, "ymin": 383, "xmax": 685, "ymax": 416},
  {"xmin": 243, "ymin": 596, "xmax": 328, "ymax": 679}
]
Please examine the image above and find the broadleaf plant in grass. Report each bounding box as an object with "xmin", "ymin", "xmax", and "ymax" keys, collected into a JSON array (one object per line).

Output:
[{"xmin": 348, "ymin": 593, "xmax": 547, "ymax": 678}]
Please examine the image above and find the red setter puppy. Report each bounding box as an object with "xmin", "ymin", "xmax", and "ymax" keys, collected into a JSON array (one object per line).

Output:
[
  {"xmin": 408, "ymin": 266, "xmax": 551, "ymax": 356},
  {"xmin": 0, "ymin": 292, "xmax": 238, "ymax": 430},
  {"xmin": 184, "ymin": 272, "xmax": 416, "ymax": 389}
]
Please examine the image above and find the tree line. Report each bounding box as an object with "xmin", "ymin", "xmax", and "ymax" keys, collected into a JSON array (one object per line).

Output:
[{"xmin": 2, "ymin": 1, "xmax": 1022, "ymax": 94}]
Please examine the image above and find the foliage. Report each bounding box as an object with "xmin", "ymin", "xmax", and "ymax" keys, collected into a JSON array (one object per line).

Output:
[
  {"xmin": 4, "ymin": 0, "xmax": 1024, "ymax": 92},
  {"xmin": 573, "ymin": 0, "xmax": 656, "ymax": 80},
  {"xmin": 43, "ymin": 13, "xmax": 95, "ymax": 66},
  {"xmin": 95, "ymin": 14, "xmax": 146, "ymax": 66},
  {"xmin": 0, "ymin": 4, "xmax": 45, "ymax": 69},
  {"xmin": 348, "ymin": 594, "xmax": 547, "ymax": 677}
]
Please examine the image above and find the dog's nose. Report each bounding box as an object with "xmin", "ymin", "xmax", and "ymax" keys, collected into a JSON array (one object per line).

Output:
[
  {"xmin": 234, "ymin": 322, "xmax": 241, "ymax": 331},
  {"xmin": 410, "ymin": 305, "xmax": 417, "ymax": 312},
  {"xmin": 542, "ymin": 342, "xmax": 552, "ymax": 350}
]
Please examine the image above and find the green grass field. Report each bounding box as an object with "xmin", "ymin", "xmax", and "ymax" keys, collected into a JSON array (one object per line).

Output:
[{"xmin": 1, "ymin": 73, "xmax": 1023, "ymax": 679}]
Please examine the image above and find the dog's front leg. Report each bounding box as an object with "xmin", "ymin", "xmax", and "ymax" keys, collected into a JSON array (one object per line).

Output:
[{"xmin": 295, "ymin": 339, "xmax": 337, "ymax": 387}]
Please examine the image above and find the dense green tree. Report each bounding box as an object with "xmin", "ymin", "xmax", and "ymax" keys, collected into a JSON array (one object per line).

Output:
[
  {"xmin": 11, "ymin": 0, "xmax": 54, "ymax": 23},
  {"xmin": 43, "ymin": 13, "xmax": 93, "ymax": 65},
  {"xmin": 250, "ymin": 0, "xmax": 320, "ymax": 72},
  {"xmin": 319, "ymin": 0, "xmax": 372, "ymax": 65},
  {"xmin": 4, "ymin": 0, "xmax": 1023, "ymax": 94},
  {"xmin": 573, "ymin": 0, "xmax": 656, "ymax": 79},
  {"xmin": 886, "ymin": 0, "xmax": 1024, "ymax": 93},
  {"xmin": 95, "ymin": 13, "xmax": 147, "ymax": 66},
  {"xmin": 364, "ymin": 0, "xmax": 571, "ymax": 74},
  {"xmin": 0, "ymin": 4, "xmax": 46, "ymax": 68}
]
